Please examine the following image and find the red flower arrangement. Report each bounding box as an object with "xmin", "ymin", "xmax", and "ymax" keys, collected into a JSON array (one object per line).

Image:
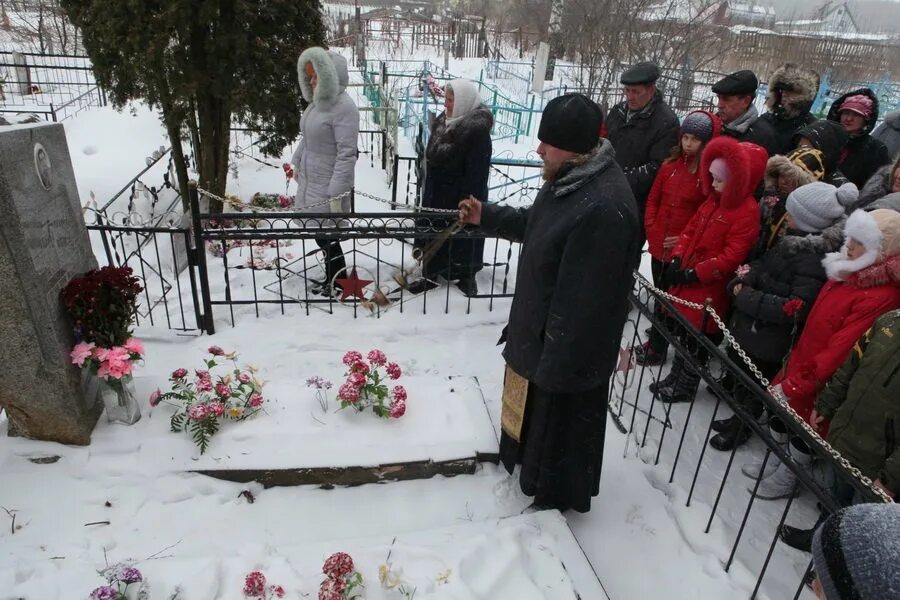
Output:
[
  {"xmin": 782, "ymin": 298, "xmax": 805, "ymax": 317},
  {"xmin": 242, "ymin": 570, "xmax": 285, "ymax": 599},
  {"xmin": 61, "ymin": 266, "xmax": 142, "ymax": 347},
  {"xmin": 319, "ymin": 553, "xmax": 363, "ymax": 600},
  {"xmin": 336, "ymin": 350, "xmax": 407, "ymax": 419}
]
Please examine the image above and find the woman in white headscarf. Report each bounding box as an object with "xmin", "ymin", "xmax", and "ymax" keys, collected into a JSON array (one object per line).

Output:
[{"xmin": 409, "ymin": 78, "xmax": 493, "ymax": 296}]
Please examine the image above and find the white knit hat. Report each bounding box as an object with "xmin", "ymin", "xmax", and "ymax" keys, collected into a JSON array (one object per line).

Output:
[{"xmin": 786, "ymin": 182, "xmax": 858, "ymax": 233}]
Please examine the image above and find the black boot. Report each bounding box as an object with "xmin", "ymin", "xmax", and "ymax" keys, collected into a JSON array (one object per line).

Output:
[
  {"xmin": 711, "ymin": 415, "xmax": 738, "ymax": 433},
  {"xmin": 780, "ymin": 524, "xmax": 815, "ymax": 552},
  {"xmin": 657, "ymin": 389, "xmax": 694, "ymax": 403},
  {"xmin": 709, "ymin": 418, "xmax": 751, "ymax": 451},
  {"xmin": 649, "ymin": 370, "xmax": 678, "ymax": 394},
  {"xmin": 406, "ymin": 279, "xmax": 440, "ymax": 294},
  {"xmin": 456, "ymin": 277, "xmax": 478, "ymax": 297}
]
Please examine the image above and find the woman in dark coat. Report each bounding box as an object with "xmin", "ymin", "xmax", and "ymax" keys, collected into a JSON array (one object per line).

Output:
[
  {"xmin": 826, "ymin": 88, "xmax": 891, "ymax": 189},
  {"xmin": 408, "ymin": 78, "xmax": 492, "ymax": 297},
  {"xmin": 709, "ymin": 182, "xmax": 856, "ymax": 451}
]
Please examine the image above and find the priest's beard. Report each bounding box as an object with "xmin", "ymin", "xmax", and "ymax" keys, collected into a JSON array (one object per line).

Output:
[{"xmin": 542, "ymin": 160, "xmax": 562, "ymax": 182}]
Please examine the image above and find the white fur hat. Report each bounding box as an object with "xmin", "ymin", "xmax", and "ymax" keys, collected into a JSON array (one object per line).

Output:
[{"xmin": 824, "ymin": 209, "xmax": 900, "ymax": 280}]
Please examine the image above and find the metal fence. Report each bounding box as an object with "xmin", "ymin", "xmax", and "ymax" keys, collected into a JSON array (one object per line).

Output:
[
  {"xmin": 610, "ymin": 274, "xmax": 890, "ymax": 599},
  {"xmin": 0, "ymin": 50, "xmax": 104, "ymax": 121},
  {"xmin": 188, "ymin": 184, "xmax": 522, "ymax": 331}
]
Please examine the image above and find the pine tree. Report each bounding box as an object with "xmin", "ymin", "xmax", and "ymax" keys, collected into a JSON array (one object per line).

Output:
[{"xmin": 60, "ymin": 0, "xmax": 327, "ymax": 210}]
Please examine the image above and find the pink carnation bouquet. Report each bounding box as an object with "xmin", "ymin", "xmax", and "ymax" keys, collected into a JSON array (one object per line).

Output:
[
  {"xmin": 336, "ymin": 350, "xmax": 407, "ymax": 419},
  {"xmin": 149, "ymin": 346, "xmax": 265, "ymax": 454},
  {"xmin": 71, "ymin": 338, "xmax": 144, "ymax": 391}
]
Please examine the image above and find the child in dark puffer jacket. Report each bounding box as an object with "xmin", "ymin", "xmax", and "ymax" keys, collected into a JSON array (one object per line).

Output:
[{"xmin": 708, "ymin": 182, "xmax": 857, "ymax": 451}]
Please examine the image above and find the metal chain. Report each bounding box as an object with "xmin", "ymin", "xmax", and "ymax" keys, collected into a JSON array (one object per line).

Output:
[
  {"xmin": 637, "ymin": 274, "xmax": 893, "ymax": 503},
  {"xmin": 197, "ymin": 186, "xmax": 350, "ymax": 213}
]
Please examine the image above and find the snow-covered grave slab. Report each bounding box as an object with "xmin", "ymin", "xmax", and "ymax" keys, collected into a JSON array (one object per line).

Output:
[
  {"xmin": 1, "ymin": 370, "xmax": 500, "ymax": 487},
  {"xmin": 0, "ymin": 510, "xmax": 605, "ymax": 599}
]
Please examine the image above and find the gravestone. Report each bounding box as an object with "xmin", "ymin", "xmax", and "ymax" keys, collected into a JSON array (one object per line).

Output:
[{"xmin": 0, "ymin": 122, "xmax": 102, "ymax": 445}]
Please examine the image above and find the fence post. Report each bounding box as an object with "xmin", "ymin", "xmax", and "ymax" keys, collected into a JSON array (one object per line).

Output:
[
  {"xmin": 391, "ymin": 153, "xmax": 399, "ymax": 210},
  {"xmin": 188, "ymin": 181, "xmax": 215, "ymax": 335}
]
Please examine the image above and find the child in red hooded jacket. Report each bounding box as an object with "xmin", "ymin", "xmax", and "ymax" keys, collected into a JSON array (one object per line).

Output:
[
  {"xmin": 652, "ymin": 137, "xmax": 765, "ymax": 403},
  {"xmin": 748, "ymin": 208, "xmax": 900, "ymax": 500},
  {"xmin": 635, "ymin": 110, "xmax": 722, "ymax": 366}
]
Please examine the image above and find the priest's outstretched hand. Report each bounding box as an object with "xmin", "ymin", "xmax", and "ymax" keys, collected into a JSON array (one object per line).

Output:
[{"xmin": 458, "ymin": 195, "xmax": 482, "ymax": 225}]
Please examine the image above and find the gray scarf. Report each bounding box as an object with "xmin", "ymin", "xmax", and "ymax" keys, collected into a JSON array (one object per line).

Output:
[{"xmin": 723, "ymin": 105, "xmax": 759, "ymax": 135}]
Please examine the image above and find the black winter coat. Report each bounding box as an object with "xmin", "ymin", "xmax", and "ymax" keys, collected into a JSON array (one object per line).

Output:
[
  {"xmin": 759, "ymin": 110, "xmax": 817, "ymax": 155},
  {"xmin": 730, "ymin": 230, "xmax": 840, "ymax": 364},
  {"xmin": 420, "ymin": 106, "xmax": 493, "ymax": 278},
  {"xmin": 604, "ymin": 91, "xmax": 680, "ymax": 211},
  {"xmin": 826, "ymin": 88, "xmax": 891, "ymax": 189},
  {"xmin": 723, "ymin": 114, "xmax": 780, "ymax": 157},
  {"xmin": 481, "ymin": 140, "xmax": 640, "ymax": 393},
  {"xmin": 424, "ymin": 106, "xmax": 493, "ymax": 209},
  {"xmin": 836, "ymin": 134, "xmax": 888, "ymax": 189}
]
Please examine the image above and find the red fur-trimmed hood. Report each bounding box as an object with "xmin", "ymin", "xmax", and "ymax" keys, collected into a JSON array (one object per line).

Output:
[{"xmin": 699, "ymin": 137, "xmax": 766, "ymax": 209}]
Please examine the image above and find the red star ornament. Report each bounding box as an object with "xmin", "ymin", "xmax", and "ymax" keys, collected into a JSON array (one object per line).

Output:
[{"xmin": 335, "ymin": 268, "xmax": 373, "ymax": 301}]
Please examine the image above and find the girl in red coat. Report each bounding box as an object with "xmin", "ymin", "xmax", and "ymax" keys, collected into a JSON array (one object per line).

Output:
[
  {"xmin": 750, "ymin": 208, "xmax": 900, "ymax": 500},
  {"xmin": 636, "ymin": 110, "xmax": 722, "ymax": 366},
  {"xmin": 653, "ymin": 137, "xmax": 765, "ymax": 403}
]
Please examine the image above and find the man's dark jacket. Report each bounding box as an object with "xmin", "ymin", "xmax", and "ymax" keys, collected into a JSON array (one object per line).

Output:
[{"xmin": 604, "ymin": 91, "xmax": 679, "ymax": 213}]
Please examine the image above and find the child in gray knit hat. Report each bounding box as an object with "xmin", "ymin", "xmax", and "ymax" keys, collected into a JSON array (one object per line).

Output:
[
  {"xmin": 785, "ymin": 182, "xmax": 859, "ymax": 233},
  {"xmin": 811, "ymin": 503, "xmax": 900, "ymax": 599}
]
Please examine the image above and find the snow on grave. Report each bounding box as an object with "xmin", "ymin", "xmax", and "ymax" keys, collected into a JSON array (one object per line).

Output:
[
  {"xmin": 0, "ymin": 335, "xmax": 500, "ymax": 487},
  {"xmin": 0, "ymin": 510, "xmax": 604, "ymax": 599}
]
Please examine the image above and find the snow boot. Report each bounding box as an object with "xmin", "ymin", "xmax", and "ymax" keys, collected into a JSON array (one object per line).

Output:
[
  {"xmin": 711, "ymin": 414, "xmax": 739, "ymax": 433},
  {"xmin": 455, "ymin": 277, "xmax": 478, "ymax": 297},
  {"xmin": 709, "ymin": 417, "xmax": 752, "ymax": 452},
  {"xmin": 405, "ymin": 278, "xmax": 440, "ymax": 294},
  {"xmin": 634, "ymin": 341, "xmax": 666, "ymax": 366},
  {"xmin": 780, "ymin": 524, "xmax": 815, "ymax": 552},
  {"xmin": 752, "ymin": 440, "xmax": 813, "ymax": 500},
  {"xmin": 741, "ymin": 426, "xmax": 789, "ymax": 480}
]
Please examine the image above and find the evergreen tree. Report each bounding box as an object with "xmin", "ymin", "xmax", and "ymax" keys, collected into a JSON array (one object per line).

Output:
[{"xmin": 61, "ymin": 0, "xmax": 327, "ymax": 210}]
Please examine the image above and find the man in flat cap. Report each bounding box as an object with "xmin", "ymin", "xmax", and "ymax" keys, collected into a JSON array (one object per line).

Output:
[
  {"xmin": 604, "ymin": 62, "xmax": 679, "ymax": 250},
  {"xmin": 712, "ymin": 69, "xmax": 778, "ymax": 156},
  {"xmin": 458, "ymin": 93, "xmax": 640, "ymax": 513}
]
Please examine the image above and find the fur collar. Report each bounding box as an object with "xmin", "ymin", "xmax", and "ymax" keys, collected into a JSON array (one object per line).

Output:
[
  {"xmin": 552, "ymin": 139, "xmax": 617, "ymax": 197},
  {"xmin": 297, "ymin": 47, "xmax": 348, "ymax": 109},
  {"xmin": 425, "ymin": 106, "xmax": 493, "ymax": 165},
  {"xmin": 778, "ymin": 224, "xmax": 844, "ymax": 257}
]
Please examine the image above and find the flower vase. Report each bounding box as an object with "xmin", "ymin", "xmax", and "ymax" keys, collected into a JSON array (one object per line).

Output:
[{"xmin": 99, "ymin": 374, "xmax": 141, "ymax": 425}]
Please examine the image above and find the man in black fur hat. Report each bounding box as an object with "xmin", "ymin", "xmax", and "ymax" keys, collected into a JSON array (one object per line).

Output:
[
  {"xmin": 758, "ymin": 63, "xmax": 820, "ymax": 154},
  {"xmin": 458, "ymin": 93, "xmax": 640, "ymax": 513}
]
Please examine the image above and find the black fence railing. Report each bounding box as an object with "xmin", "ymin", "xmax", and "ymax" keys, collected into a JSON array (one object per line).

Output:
[
  {"xmin": 189, "ymin": 182, "xmax": 521, "ymax": 330},
  {"xmin": 611, "ymin": 274, "xmax": 889, "ymax": 599},
  {"xmin": 86, "ymin": 222, "xmax": 203, "ymax": 334}
]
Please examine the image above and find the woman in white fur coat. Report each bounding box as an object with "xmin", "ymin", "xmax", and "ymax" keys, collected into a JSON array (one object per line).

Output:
[{"xmin": 291, "ymin": 46, "xmax": 360, "ymax": 295}]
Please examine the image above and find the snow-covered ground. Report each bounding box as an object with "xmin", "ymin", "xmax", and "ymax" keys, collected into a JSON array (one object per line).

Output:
[{"xmin": 0, "ymin": 43, "xmax": 824, "ymax": 600}]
